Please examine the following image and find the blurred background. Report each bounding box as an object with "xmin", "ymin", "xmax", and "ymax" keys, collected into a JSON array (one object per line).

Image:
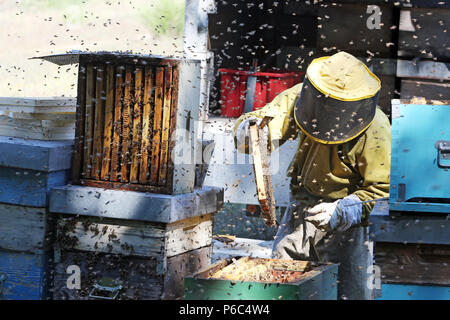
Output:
[{"xmin": 0, "ymin": 0, "xmax": 185, "ymax": 97}]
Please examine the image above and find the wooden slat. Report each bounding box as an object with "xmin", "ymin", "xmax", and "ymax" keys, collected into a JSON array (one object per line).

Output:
[
  {"xmin": 100, "ymin": 65, "xmax": 115, "ymax": 180},
  {"xmin": 397, "ymin": 60, "xmax": 450, "ymax": 81},
  {"xmin": 130, "ymin": 68, "xmax": 143, "ymax": 183},
  {"xmin": 91, "ymin": 66, "xmax": 105, "ymax": 179},
  {"xmin": 164, "ymin": 246, "xmax": 212, "ymax": 299},
  {"xmin": 0, "ymin": 204, "xmax": 48, "ymax": 254},
  {"xmin": 165, "ymin": 66, "xmax": 180, "ymax": 190},
  {"xmin": 120, "ymin": 68, "xmax": 133, "ymax": 183},
  {"xmin": 150, "ymin": 67, "xmax": 164, "ymax": 184},
  {"xmin": 110, "ymin": 66, "xmax": 124, "ymax": 182},
  {"xmin": 158, "ymin": 66, "xmax": 173, "ymax": 185},
  {"xmin": 81, "ymin": 179, "xmax": 170, "ymax": 194},
  {"xmin": 400, "ymin": 79, "xmax": 450, "ymax": 101},
  {"xmin": 375, "ymin": 243, "xmax": 450, "ymax": 286},
  {"xmin": 249, "ymin": 122, "xmax": 277, "ymax": 227},
  {"xmin": 53, "ymin": 251, "xmax": 163, "ymax": 300},
  {"xmin": 250, "ymin": 124, "xmax": 267, "ymax": 201},
  {"xmin": 58, "ymin": 217, "xmax": 165, "ymax": 257},
  {"xmin": 139, "ymin": 67, "xmax": 154, "ymax": 183},
  {"xmin": 72, "ymin": 65, "xmax": 86, "ymax": 183},
  {"xmin": 82, "ymin": 65, "xmax": 95, "ymax": 179},
  {"xmin": 165, "ymin": 215, "xmax": 212, "ymax": 258}
]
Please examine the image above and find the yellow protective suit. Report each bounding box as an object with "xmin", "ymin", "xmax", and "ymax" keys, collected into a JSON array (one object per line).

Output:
[{"xmin": 234, "ymin": 83, "xmax": 391, "ymax": 222}]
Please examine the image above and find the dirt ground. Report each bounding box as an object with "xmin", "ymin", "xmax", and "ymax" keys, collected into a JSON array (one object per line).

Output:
[{"xmin": 0, "ymin": 0, "xmax": 184, "ymax": 97}]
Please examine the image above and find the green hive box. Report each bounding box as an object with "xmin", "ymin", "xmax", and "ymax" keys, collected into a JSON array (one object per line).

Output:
[{"xmin": 184, "ymin": 258, "xmax": 338, "ymax": 300}]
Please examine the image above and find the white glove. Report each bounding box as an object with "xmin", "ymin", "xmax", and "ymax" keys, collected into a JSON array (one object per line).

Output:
[
  {"xmin": 305, "ymin": 195, "xmax": 363, "ymax": 232},
  {"xmin": 304, "ymin": 200, "xmax": 340, "ymax": 232},
  {"xmin": 235, "ymin": 116, "xmax": 267, "ymax": 153}
]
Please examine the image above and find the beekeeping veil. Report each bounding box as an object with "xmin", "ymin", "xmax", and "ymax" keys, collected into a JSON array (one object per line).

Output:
[{"xmin": 294, "ymin": 52, "xmax": 381, "ymax": 144}]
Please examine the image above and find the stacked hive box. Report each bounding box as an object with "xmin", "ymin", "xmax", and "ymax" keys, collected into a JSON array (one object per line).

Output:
[
  {"xmin": 41, "ymin": 52, "xmax": 224, "ymax": 300},
  {"xmin": 185, "ymin": 257, "xmax": 338, "ymax": 300},
  {"xmin": 49, "ymin": 186, "xmax": 222, "ymax": 299},
  {"xmin": 0, "ymin": 97, "xmax": 76, "ymax": 141},
  {"xmin": 0, "ymin": 135, "xmax": 73, "ymax": 299}
]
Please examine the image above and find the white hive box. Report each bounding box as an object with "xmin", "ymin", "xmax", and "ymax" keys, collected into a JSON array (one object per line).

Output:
[{"xmin": 0, "ymin": 97, "xmax": 76, "ymax": 140}]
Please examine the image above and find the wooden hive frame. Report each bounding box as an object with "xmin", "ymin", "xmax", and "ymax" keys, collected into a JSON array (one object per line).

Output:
[{"xmin": 72, "ymin": 54, "xmax": 201, "ymax": 195}]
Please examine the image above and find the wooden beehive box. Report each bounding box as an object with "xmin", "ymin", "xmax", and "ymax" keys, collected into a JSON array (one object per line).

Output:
[
  {"xmin": 0, "ymin": 136, "xmax": 72, "ymax": 207},
  {"xmin": 0, "ymin": 204, "xmax": 54, "ymax": 300},
  {"xmin": 67, "ymin": 53, "xmax": 201, "ymax": 195},
  {"xmin": 0, "ymin": 97, "xmax": 76, "ymax": 141},
  {"xmin": 49, "ymin": 184, "xmax": 223, "ymax": 300},
  {"xmin": 52, "ymin": 213, "xmax": 214, "ymax": 300},
  {"xmin": 185, "ymin": 257, "xmax": 338, "ymax": 300}
]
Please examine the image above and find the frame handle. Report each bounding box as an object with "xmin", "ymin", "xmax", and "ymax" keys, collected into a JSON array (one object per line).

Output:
[
  {"xmin": 436, "ymin": 141, "xmax": 450, "ymax": 169},
  {"xmin": 88, "ymin": 278, "xmax": 123, "ymax": 300}
]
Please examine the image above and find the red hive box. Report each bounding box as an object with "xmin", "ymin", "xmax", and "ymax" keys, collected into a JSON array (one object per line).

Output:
[{"xmin": 219, "ymin": 69, "xmax": 304, "ymax": 118}]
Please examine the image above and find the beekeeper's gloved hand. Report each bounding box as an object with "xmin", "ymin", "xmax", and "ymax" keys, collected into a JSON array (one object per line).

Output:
[
  {"xmin": 304, "ymin": 195, "xmax": 363, "ymax": 232},
  {"xmin": 235, "ymin": 116, "xmax": 268, "ymax": 153}
]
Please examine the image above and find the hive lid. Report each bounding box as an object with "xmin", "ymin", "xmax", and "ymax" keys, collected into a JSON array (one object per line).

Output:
[
  {"xmin": 30, "ymin": 51, "xmax": 190, "ymax": 66},
  {"xmin": 30, "ymin": 51, "xmax": 84, "ymax": 66}
]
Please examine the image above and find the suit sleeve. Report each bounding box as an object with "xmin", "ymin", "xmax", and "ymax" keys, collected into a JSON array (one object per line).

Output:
[
  {"xmin": 352, "ymin": 110, "xmax": 391, "ymax": 220},
  {"xmin": 233, "ymin": 83, "xmax": 302, "ymax": 153}
]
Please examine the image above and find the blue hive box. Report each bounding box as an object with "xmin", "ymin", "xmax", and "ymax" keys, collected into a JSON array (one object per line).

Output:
[
  {"xmin": 0, "ymin": 136, "xmax": 72, "ymax": 299},
  {"xmin": 390, "ymin": 100, "xmax": 450, "ymax": 213},
  {"xmin": 0, "ymin": 251, "xmax": 50, "ymax": 300},
  {"xmin": 0, "ymin": 136, "xmax": 72, "ymax": 207},
  {"xmin": 0, "ymin": 201, "xmax": 55, "ymax": 301}
]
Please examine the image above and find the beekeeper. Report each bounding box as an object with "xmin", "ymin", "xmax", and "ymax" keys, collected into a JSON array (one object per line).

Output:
[{"xmin": 234, "ymin": 51, "xmax": 391, "ymax": 300}]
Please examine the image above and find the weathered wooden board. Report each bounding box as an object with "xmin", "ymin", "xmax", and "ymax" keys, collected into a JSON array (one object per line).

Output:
[
  {"xmin": 56, "ymin": 213, "xmax": 213, "ymax": 259},
  {"xmin": 0, "ymin": 116, "xmax": 75, "ymax": 141},
  {"xmin": 398, "ymin": 8, "xmax": 450, "ymax": 59},
  {"xmin": 400, "ymin": 80, "xmax": 450, "ymax": 100},
  {"xmin": 52, "ymin": 246, "xmax": 212, "ymax": 300},
  {"xmin": 72, "ymin": 64, "xmax": 87, "ymax": 184},
  {"xmin": 139, "ymin": 67, "xmax": 153, "ymax": 183},
  {"xmin": 110, "ymin": 66, "xmax": 124, "ymax": 182},
  {"xmin": 375, "ymin": 242, "xmax": 450, "ymax": 286},
  {"xmin": 56, "ymin": 216, "xmax": 165, "ymax": 258},
  {"xmin": 82, "ymin": 65, "xmax": 95, "ymax": 180},
  {"xmin": 166, "ymin": 66, "xmax": 180, "ymax": 188},
  {"xmin": 91, "ymin": 66, "xmax": 105, "ymax": 179},
  {"xmin": 0, "ymin": 97, "xmax": 76, "ymax": 115},
  {"xmin": 0, "ymin": 251, "xmax": 50, "ymax": 300},
  {"xmin": 370, "ymin": 200, "xmax": 450, "ymax": 245},
  {"xmin": 0, "ymin": 204, "xmax": 52, "ymax": 254},
  {"xmin": 163, "ymin": 245, "xmax": 212, "ymax": 299},
  {"xmin": 49, "ymin": 185, "xmax": 223, "ymax": 224},
  {"xmin": 0, "ymin": 97, "xmax": 76, "ymax": 108},
  {"xmin": 158, "ymin": 66, "xmax": 173, "ymax": 185},
  {"xmin": 120, "ymin": 68, "xmax": 133, "ymax": 183},
  {"xmin": 0, "ymin": 136, "xmax": 72, "ymax": 172},
  {"xmin": 150, "ymin": 67, "xmax": 165, "ymax": 184},
  {"xmin": 249, "ymin": 122, "xmax": 276, "ymax": 227},
  {"xmin": 130, "ymin": 67, "xmax": 143, "ymax": 183},
  {"xmin": 165, "ymin": 214, "xmax": 213, "ymax": 257},
  {"xmin": 52, "ymin": 250, "xmax": 162, "ymax": 300},
  {"xmin": 100, "ymin": 64, "xmax": 115, "ymax": 181},
  {"xmin": 397, "ymin": 60, "xmax": 450, "ymax": 80},
  {"xmin": 1, "ymin": 113, "xmax": 75, "ymax": 121},
  {"xmin": 0, "ymin": 167, "xmax": 68, "ymax": 207}
]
